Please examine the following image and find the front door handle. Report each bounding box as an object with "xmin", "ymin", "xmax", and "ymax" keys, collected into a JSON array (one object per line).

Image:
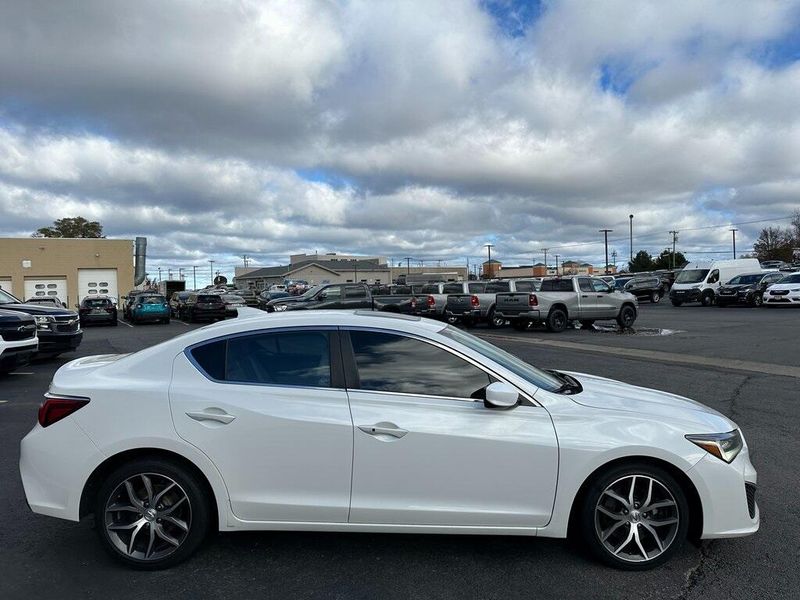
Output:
[
  {"xmin": 581, "ymin": 294, "xmax": 589, "ymax": 298},
  {"xmin": 358, "ymin": 423, "xmax": 408, "ymax": 439},
  {"xmin": 186, "ymin": 408, "xmax": 236, "ymax": 425}
]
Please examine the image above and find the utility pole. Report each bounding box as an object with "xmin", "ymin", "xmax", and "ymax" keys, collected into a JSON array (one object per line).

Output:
[
  {"xmin": 669, "ymin": 231, "xmax": 679, "ymax": 270},
  {"xmin": 157, "ymin": 267, "xmax": 162, "ymax": 282},
  {"xmin": 484, "ymin": 243, "xmax": 494, "ymax": 279},
  {"xmin": 542, "ymin": 248, "xmax": 548, "ymax": 275},
  {"xmin": 629, "ymin": 215, "xmax": 634, "ymax": 262},
  {"xmin": 403, "ymin": 257, "xmax": 412, "ymax": 276},
  {"xmin": 242, "ymin": 255, "xmax": 249, "ymax": 267},
  {"xmin": 354, "ymin": 259, "xmax": 358, "ymax": 283},
  {"xmin": 611, "ymin": 249, "xmax": 618, "ymax": 272},
  {"xmin": 599, "ymin": 229, "xmax": 613, "ymax": 274},
  {"xmin": 554, "ymin": 254, "xmax": 560, "ymax": 276},
  {"xmin": 730, "ymin": 228, "xmax": 738, "ymax": 259},
  {"xmin": 178, "ymin": 268, "xmax": 184, "ymax": 281},
  {"xmin": 168, "ymin": 268, "xmax": 172, "ymax": 280},
  {"xmin": 209, "ymin": 260, "xmax": 215, "ymax": 286},
  {"xmin": 192, "ymin": 266, "xmax": 197, "ymax": 290}
]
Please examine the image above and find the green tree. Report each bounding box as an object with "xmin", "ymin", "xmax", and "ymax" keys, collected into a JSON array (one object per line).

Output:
[
  {"xmin": 33, "ymin": 217, "xmax": 104, "ymax": 238},
  {"xmin": 627, "ymin": 250, "xmax": 654, "ymax": 273},
  {"xmin": 752, "ymin": 226, "xmax": 793, "ymax": 262},
  {"xmin": 653, "ymin": 248, "xmax": 687, "ymax": 270}
]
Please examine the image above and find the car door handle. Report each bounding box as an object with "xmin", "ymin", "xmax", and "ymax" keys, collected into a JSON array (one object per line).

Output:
[
  {"xmin": 581, "ymin": 294, "xmax": 589, "ymax": 298},
  {"xmin": 186, "ymin": 409, "xmax": 236, "ymax": 425},
  {"xmin": 358, "ymin": 424, "xmax": 408, "ymax": 439}
]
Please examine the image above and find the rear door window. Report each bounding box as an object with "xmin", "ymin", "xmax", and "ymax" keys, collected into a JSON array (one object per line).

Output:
[{"xmin": 467, "ymin": 282, "xmax": 486, "ymax": 293}]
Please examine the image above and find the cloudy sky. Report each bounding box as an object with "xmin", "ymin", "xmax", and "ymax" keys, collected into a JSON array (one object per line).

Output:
[{"xmin": 1, "ymin": 0, "xmax": 799, "ymax": 283}]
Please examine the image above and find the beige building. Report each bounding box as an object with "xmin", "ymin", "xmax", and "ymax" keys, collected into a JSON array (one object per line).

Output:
[{"xmin": 0, "ymin": 237, "xmax": 135, "ymax": 307}]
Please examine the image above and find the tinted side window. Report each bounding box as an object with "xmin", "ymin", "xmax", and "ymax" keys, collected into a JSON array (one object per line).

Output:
[
  {"xmin": 468, "ymin": 282, "xmax": 486, "ymax": 293},
  {"xmin": 707, "ymin": 270, "xmax": 720, "ymax": 284},
  {"xmin": 349, "ymin": 331, "xmax": 491, "ymax": 398},
  {"xmin": 344, "ymin": 285, "xmax": 367, "ymax": 299},
  {"xmin": 321, "ymin": 286, "xmax": 342, "ymax": 300},
  {"xmin": 226, "ymin": 331, "xmax": 331, "ymax": 387},
  {"xmin": 541, "ymin": 279, "xmax": 574, "ymax": 292},
  {"xmin": 190, "ymin": 340, "xmax": 226, "ymax": 380},
  {"xmin": 443, "ymin": 283, "xmax": 463, "ymax": 294},
  {"xmin": 591, "ymin": 279, "xmax": 610, "ymax": 293},
  {"xmin": 485, "ymin": 282, "xmax": 510, "ymax": 293},
  {"xmin": 577, "ymin": 278, "xmax": 593, "ymax": 292},
  {"xmin": 421, "ymin": 284, "xmax": 440, "ymax": 294},
  {"xmin": 514, "ymin": 281, "xmax": 535, "ymax": 292}
]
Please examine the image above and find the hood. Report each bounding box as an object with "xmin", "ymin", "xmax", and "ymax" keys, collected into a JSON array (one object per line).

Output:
[
  {"xmin": 563, "ymin": 371, "xmax": 734, "ymax": 431},
  {"xmin": 719, "ymin": 283, "xmax": 754, "ymax": 291},
  {"xmin": 0, "ymin": 308, "xmax": 36, "ymax": 325},
  {"xmin": 0, "ymin": 302, "xmax": 77, "ymax": 317},
  {"xmin": 267, "ymin": 296, "xmax": 305, "ymax": 306},
  {"xmin": 767, "ymin": 283, "xmax": 800, "ymax": 291}
]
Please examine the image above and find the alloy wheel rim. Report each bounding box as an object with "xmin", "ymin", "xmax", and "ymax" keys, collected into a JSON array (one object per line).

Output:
[
  {"xmin": 594, "ymin": 474, "xmax": 679, "ymax": 563},
  {"xmin": 104, "ymin": 472, "xmax": 192, "ymax": 561}
]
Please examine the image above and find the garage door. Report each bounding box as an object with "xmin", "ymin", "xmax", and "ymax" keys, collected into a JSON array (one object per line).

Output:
[
  {"xmin": 78, "ymin": 269, "xmax": 119, "ymax": 304},
  {"xmin": 0, "ymin": 278, "xmax": 12, "ymax": 297},
  {"xmin": 24, "ymin": 278, "xmax": 68, "ymax": 304}
]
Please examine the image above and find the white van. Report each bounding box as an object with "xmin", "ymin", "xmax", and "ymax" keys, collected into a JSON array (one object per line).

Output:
[{"xmin": 669, "ymin": 259, "xmax": 761, "ymax": 306}]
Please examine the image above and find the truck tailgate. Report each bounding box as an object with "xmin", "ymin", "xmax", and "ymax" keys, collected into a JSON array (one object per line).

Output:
[
  {"xmin": 445, "ymin": 294, "xmax": 475, "ymax": 315},
  {"xmin": 495, "ymin": 293, "xmax": 533, "ymax": 315}
]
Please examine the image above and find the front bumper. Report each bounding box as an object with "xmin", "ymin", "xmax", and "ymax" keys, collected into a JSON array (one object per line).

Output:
[
  {"xmin": 670, "ymin": 288, "xmax": 702, "ymax": 302},
  {"xmin": 37, "ymin": 330, "xmax": 83, "ymax": 353},
  {"xmin": 687, "ymin": 444, "xmax": 759, "ymax": 538},
  {"xmin": 0, "ymin": 338, "xmax": 39, "ymax": 371},
  {"xmin": 763, "ymin": 292, "xmax": 800, "ymax": 305}
]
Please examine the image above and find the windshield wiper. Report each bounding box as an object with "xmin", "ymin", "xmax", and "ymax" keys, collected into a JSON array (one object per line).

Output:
[{"xmin": 547, "ymin": 370, "xmax": 583, "ymax": 395}]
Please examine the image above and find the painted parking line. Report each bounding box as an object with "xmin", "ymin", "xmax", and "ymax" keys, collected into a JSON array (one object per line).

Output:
[
  {"xmin": 479, "ymin": 333, "xmax": 800, "ymax": 379},
  {"xmin": 117, "ymin": 319, "xmax": 134, "ymax": 328},
  {"xmin": 9, "ymin": 372, "xmax": 34, "ymax": 375},
  {"xmin": 0, "ymin": 400, "xmax": 7, "ymax": 404}
]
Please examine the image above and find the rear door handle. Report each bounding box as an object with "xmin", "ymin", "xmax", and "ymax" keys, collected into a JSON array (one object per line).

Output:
[
  {"xmin": 358, "ymin": 423, "xmax": 408, "ymax": 439},
  {"xmin": 581, "ymin": 294, "xmax": 589, "ymax": 298},
  {"xmin": 186, "ymin": 409, "xmax": 236, "ymax": 425}
]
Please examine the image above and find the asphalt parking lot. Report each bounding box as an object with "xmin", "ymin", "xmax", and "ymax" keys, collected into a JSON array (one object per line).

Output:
[{"xmin": 1, "ymin": 303, "xmax": 797, "ymax": 599}]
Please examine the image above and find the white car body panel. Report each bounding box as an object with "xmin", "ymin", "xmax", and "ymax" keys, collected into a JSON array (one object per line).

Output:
[
  {"xmin": 19, "ymin": 311, "xmax": 758, "ymax": 543},
  {"xmin": 762, "ymin": 281, "xmax": 800, "ymax": 305}
]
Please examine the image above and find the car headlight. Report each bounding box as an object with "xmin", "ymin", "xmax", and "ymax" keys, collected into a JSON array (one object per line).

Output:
[
  {"xmin": 34, "ymin": 315, "xmax": 53, "ymax": 328},
  {"xmin": 274, "ymin": 304, "xmax": 289, "ymax": 311},
  {"xmin": 791, "ymin": 288, "xmax": 800, "ymax": 292},
  {"xmin": 685, "ymin": 430, "xmax": 743, "ymax": 463}
]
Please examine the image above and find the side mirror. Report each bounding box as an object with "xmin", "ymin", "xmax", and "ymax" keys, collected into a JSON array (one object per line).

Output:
[
  {"xmin": 484, "ymin": 382, "xmax": 519, "ymax": 410},
  {"xmin": 317, "ymin": 293, "xmax": 327, "ymax": 301}
]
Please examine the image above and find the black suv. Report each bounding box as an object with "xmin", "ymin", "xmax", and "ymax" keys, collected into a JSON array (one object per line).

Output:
[
  {"xmin": 616, "ymin": 276, "xmax": 665, "ymax": 303},
  {"xmin": 0, "ymin": 288, "xmax": 82, "ymax": 356},
  {"xmin": 182, "ymin": 293, "xmax": 227, "ymax": 322},
  {"xmin": 77, "ymin": 296, "xmax": 118, "ymax": 326},
  {"xmin": 716, "ymin": 271, "xmax": 785, "ymax": 307}
]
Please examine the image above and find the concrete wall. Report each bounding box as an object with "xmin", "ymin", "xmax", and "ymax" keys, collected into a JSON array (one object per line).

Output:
[{"xmin": 0, "ymin": 237, "xmax": 134, "ymax": 306}]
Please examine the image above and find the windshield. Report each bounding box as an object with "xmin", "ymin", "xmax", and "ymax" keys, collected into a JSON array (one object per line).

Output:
[
  {"xmin": 727, "ymin": 274, "xmax": 763, "ymax": 285},
  {"xmin": 222, "ymin": 295, "xmax": 244, "ymax": 302},
  {"xmin": 197, "ymin": 295, "xmax": 222, "ymax": 303},
  {"xmin": 0, "ymin": 288, "xmax": 21, "ymax": 304},
  {"xmin": 675, "ymin": 269, "xmax": 709, "ymax": 284},
  {"xmin": 777, "ymin": 274, "xmax": 800, "ymax": 284},
  {"xmin": 85, "ymin": 298, "xmax": 112, "ymax": 307},
  {"xmin": 440, "ymin": 326, "xmax": 562, "ymax": 392},
  {"xmin": 298, "ymin": 285, "xmax": 324, "ymax": 299}
]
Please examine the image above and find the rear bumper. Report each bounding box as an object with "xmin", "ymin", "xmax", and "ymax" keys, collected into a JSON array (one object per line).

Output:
[
  {"xmin": 495, "ymin": 309, "xmax": 542, "ymax": 321},
  {"xmin": 445, "ymin": 308, "xmax": 481, "ymax": 320},
  {"xmin": 80, "ymin": 312, "xmax": 117, "ymax": 323},
  {"xmin": 19, "ymin": 418, "xmax": 102, "ymax": 521}
]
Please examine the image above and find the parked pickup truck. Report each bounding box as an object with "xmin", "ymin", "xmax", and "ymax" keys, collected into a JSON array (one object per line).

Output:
[
  {"xmin": 444, "ymin": 279, "xmax": 540, "ymax": 328},
  {"xmin": 418, "ymin": 281, "xmax": 487, "ymax": 320},
  {"xmin": 494, "ymin": 276, "xmax": 638, "ymax": 332},
  {"xmin": 264, "ymin": 283, "xmax": 421, "ymax": 315}
]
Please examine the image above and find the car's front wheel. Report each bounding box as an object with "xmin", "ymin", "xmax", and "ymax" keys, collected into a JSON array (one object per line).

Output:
[
  {"xmin": 95, "ymin": 458, "xmax": 211, "ymax": 570},
  {"xmin": 579, "ymin": 463, "xmax": 689, "ymax": 570}
]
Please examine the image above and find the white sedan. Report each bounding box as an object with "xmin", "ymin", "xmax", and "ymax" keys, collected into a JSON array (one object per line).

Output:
[
  {"xmin": 762, "ymin": 272, "xmax": 800, "ymax": 306},
  {"xmin": 20, "ymin": 310, "xmax": 758, "ymax": 570}
]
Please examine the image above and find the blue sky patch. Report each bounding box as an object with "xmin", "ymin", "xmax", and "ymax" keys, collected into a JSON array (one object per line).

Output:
[{"xmin": 480, "ymin": 0, "xmax": 543, "ymax": 38}]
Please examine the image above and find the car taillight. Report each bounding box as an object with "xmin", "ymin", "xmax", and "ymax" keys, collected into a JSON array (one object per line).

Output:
[
  {"xmin": 38, "ymin": 396, "xmax": 89, "ymax": 428},
  {"xmin": 529, "ymin": 293, "xmax": 539, "ymax": 307},
  {"xmin": 411, "ymin": 297, "xmax": 417, "ymax": 309},
  {"xmin": 106, "ymin": 307, "xmax": 116, "ymax": 313},
  {"xmin": 470, "ymin": 295, "xmax": 480, "ymax": 308},
  {"xmin": 427, "ymin": 295, "xmax": 435, "ymax": 307}
]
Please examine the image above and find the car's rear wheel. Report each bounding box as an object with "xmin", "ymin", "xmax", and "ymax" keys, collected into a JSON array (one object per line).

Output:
[
  {"xmin": 649, "ymin": 291, "xmax": 661, "ymax": 303},
  {"xmin": 488, "ymin": 308, "xmax": 504, "ymax": 329},
  {"xmin": 580, "ymin": 463, "xmax": 689, "ymax": 570},
  {"xmin": 95, "ymin": 458, "xmax": 211, "ymax": 570},
  {"xmin": 546, "ymin": 308, "xmax": 568, "ymax": 332}
]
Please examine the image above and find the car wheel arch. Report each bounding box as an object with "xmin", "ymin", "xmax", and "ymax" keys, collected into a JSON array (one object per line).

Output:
[
  {"xmin": 566, "ymin": 455, "xmax": 703, "ymax": 543},
  {"xmin": 79, "ymin": 447, "xmax": 221, "ymax": 530}
]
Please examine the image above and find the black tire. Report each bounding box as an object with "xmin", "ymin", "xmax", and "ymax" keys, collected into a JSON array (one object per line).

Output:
[
  {"xmin": 649, "ymin": 291, "xmax": 661, "ymax": 304},
  {"xmin": 512, "ymin": 319, "xmax": 530, "ymax": 331},
  {"xmin": 487, "ymin": 308, "xmax": 504, "ymax": 329},
  {"xmin": 752, "ymin": 294, "xmax": 763, "ymax": 308},
  {"xmin": 670, "ymin": 300, "xmax": 683, "ymax": 307},
  {"xmin": 579, "ymin": 462, "xmax": 689, "ymax": 570},
  {"xmin": 94, "ymin": 457, "xmax": 211, "ymax": 570},
  {"xmin": 616, "ymin": 305, "xmax": 636, "ymax": 329},
  {"xmin": 546, "ymin": 308, "xmax": 568, "ymax": 333},
  {"xmin": 700, "ymin": 292, "xmax": 714, "ymax": 307}
]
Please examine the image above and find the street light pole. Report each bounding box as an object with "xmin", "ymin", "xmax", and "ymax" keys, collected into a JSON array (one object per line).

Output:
[
  {"xmin": 629, "ymin": 214, "xmax": 634, "ymax": 262},
  {"xmin": 554, "ymin": 254, "xmax": 560, "ymax": 276},
  {"xmin": 730, "ymin": 228, "xmax": 738, "ymax": 259},
  {"xmin": 600, "ymin": 229, "xmax": 613, "ymax": 274},
  {"xmin": 669, "ymin": 231, "xmax": 679, "ymax": 270}
]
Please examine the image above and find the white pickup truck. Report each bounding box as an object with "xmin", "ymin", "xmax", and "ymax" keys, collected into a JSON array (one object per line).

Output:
[{"xmin": 494, "ymin": 276, "xmax": 638, "ymax": 332}]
